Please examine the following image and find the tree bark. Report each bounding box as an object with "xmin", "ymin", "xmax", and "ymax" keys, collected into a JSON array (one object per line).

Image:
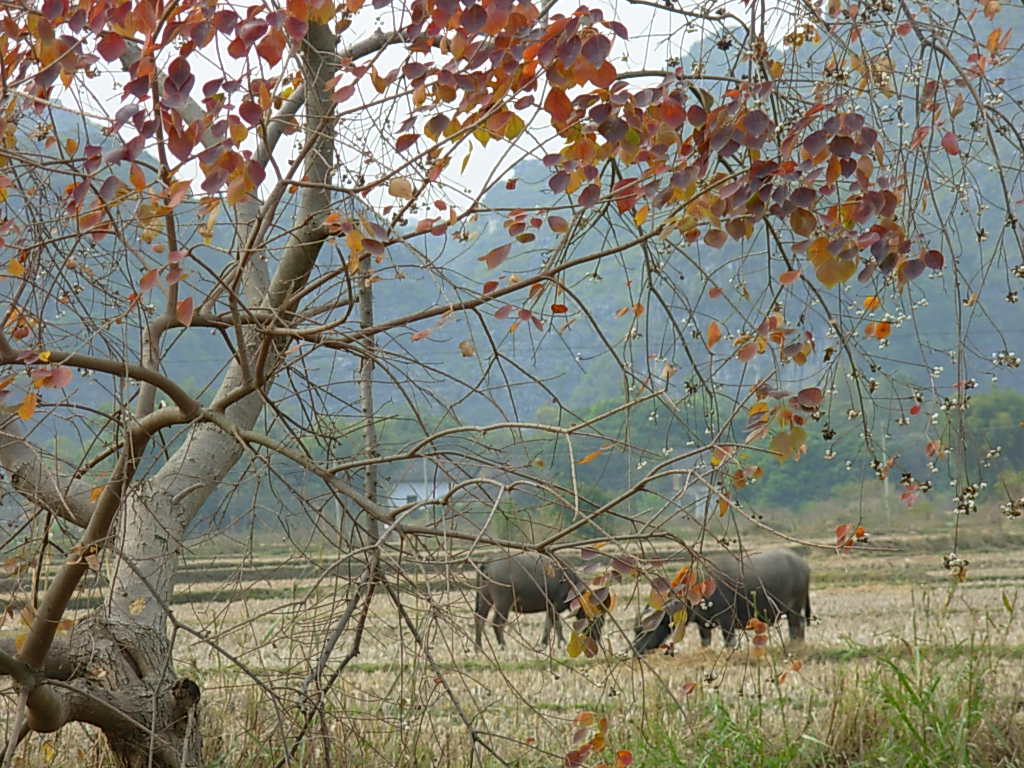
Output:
[{"xmin": 108, "ymin": 20, "xmax": 340, "ymax": 633}]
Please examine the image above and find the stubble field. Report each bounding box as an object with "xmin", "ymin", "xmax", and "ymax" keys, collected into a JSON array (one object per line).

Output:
[{"xmin": 6, "ymin": 533, "xmax": 1024, "ymax": 767}]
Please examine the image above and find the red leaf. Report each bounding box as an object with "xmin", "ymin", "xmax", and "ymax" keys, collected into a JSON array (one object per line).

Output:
[
  {"xmin": 790, "ymin": 208, "xmax": 816, "ymax": 237},
  {"xmin": 910, "ymin": 404, "xmax": 921, "ymax": 415},
  {"xmin": 461, "ymin": 4, "xmax": 486, "ymax": 34},
  {"xmin": 140, "ymin": 269, "xmax": 159, "ymax": 292},
  {"xmin": 797, "ymin": 387, "xmax": 823, "ymax": 407},
  {"xmin": 612, "ymin": 177, "xmax": 640, "ymax": 213},
  {"xmin": 395, "ymin": 133, "xmax": 419, "ymax": 153},
  {"xmin": 544, "ymin": 88, "xmax": 573, "ymax": 125},
  {"xmin": 923, "ymin": 249, "xmax": 944, "ymax": 269},
  {"xmin": 479, "ymin": 243, "xmax": 511, "ymax": 270},
  {"xmin": 176, "ymin": 297, "xmax": 194, "ymax": 327},
  {"xmin": 551, "ymin": 303, "xmax": 568, "ymax": 313},
  {"xmin": 581, "ymin": 34, "xmax": 611, "ymax": 67},
  {"xmin": 482, "ymin": 280, "xmax": 499, "ymax": 294},
  {"xmin": 579, "ymin": 184, "xmax": 600, "ymax": 208},
  {"xmin": 548, "ymin": 215, "xmax": 569, "ymax": 232},
  {"xmin": 704, "ymin": 229, "xmax": 726, "ymax": 248},
  {"xmin": 909, "ymin": 125, "xmax": 930, "ymax": 149},
  {"xmin": 941, "ymin": 131, "xmax": 960, "ymax": 155},
  {"xmin": 661, "ymin": 97, "xmax": 685, "ymax": 128},
  {"xmin": 239, "ymin": 101, "xmax": 262, "ymax": 126},
  {"xmin": 97, "ymin": 32, "xmax": 125, "ymax": 62}
]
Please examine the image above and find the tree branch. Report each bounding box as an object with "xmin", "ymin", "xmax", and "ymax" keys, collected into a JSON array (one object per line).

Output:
[{"xmin": 0, "ymin": 417, "xmax": 94, "ymax": 527}]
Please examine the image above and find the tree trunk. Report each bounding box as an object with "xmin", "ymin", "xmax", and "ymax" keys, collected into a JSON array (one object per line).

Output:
[{"xmin": 23, "ymin": 616, "xmax": 201, "ymax": 768}]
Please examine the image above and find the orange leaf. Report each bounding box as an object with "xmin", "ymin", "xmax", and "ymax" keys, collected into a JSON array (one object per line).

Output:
[
  {"xmin": 176, "ymin": 297, "xmax": 194, "ymax": 327},
  {"xmin": 863, "ymin": 295, "xmax": 881, "ymax": 311},
  {"xmin": 544, "ymin": 88, "xmax": 573, "ymax": 125},
  {"xmin": 411, "ymin": 328, "xmax": 432, "ymax": 341},
  {"xmin": 7, "ymin": 258, "xmax": 24, "ymax": 277},
  {"xmin": 574, "ymin": 711, "xmax": 595, "ymax": 728},
  {"xmin": 706, "ymin": 321, "xmax": 722, "ymax": 349},
  {"xmin": 577, "ymin": 444, "xmax": 612, "ymax": 465},
  {"xmin": 130, "ymin": 163, "xmax": 146, "ymax": 191},
  {"xmin": 779, "ymin": 269, "xmax": 801, "ymax": 285}
]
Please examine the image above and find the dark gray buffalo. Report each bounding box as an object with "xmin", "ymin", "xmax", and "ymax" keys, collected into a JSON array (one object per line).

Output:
[
  {"xmin": 474, "ymin": 552, "xmax": 604, "ymax": 649},
  {"xmin": 633, "ymin": 548, "xmax": 811, "ymax": 654}
]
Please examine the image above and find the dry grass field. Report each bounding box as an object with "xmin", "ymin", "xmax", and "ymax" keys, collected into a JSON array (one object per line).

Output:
[{"xmin": 4, "ymin": 532, "xmax": 1024, "ymax": 767}]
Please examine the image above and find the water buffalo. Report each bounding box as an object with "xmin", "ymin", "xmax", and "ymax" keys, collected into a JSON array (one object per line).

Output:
[
  {"xmin": 633, "ymin": 548, "xmax": 811, "ymax": 654},
  {"xmin": 474, "ymin": 552, "xmax": 604, "ymax": 649}
]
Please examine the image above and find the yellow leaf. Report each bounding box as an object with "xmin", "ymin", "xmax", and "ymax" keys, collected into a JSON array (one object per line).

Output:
[
  {"xmin": 15, "ymin": 632, "xmax": 25, "ymax": 653},
  {"xmin": 37, "ymin": 350, "xmax": 51, "ymax": 362},
  {"xmin": 308, "ymin": 0, "xmax": 335, "ymax": 23},
  {"xmin": 65, "ymin": 138, "xmax": 78, "ymax": 155},
  {"xmin": 504, "ymin": 114, "xmax": 525, "ymax": 140},
  {"xmin": 18, "ymin": 392, "xmax": 36, "ymax": 421},
  {"xmin": 634, "ymin": 204, "xmax": 649, "ymax": 226},
  {"xmin": 768, "ymin": 426, "xmax": 807, "ymax": 463},
  {"xmin": 129, "ymin": 596, "xmax": 147, "ymax": 616},
  {"xmin": 567, "ymin": 630, "xmax": 584, "ymax": 658},
  {"xmin": 90, "ymin": 485, "xmax": 104, "ymax": 501},
  {"xmin": 42, "ymin": 740, "xmax": 56, "ymax": 764},
  {"xmin": 670, "ymin": 609, "xmax": 688, "ymax": 642},
  {"xmin": 347, "ymin": 248, "xmax": 361, "ymax": 276},
  {"xmin": 345, "ymin": 229, "xmax": 363, "ymax": 253},
  {"xmin": 388, "ymin": 177, "xmax": 414, "ymax": 199},
  {"xmin": 229, "ymin": 120, "xmax": 248, "ymax": 145},
  {"xmin": 7, "ymin": 258, "xmax": 23, "ymax": 277}
]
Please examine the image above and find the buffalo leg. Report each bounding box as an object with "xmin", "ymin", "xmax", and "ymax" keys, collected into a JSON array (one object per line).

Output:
[
  {"xmin": 492, "ymin": 599, "xmax": 510, "ymax": 648},
  {"xmin": 473, "ymin": 589, "xmax": 493, "ymax": 650},
  {"xmin": 786, "ymin": 611, "xmax": 806, "ymax": 643},
  {"xmin": 698, "ymin": 623, "xmax": 714, "ymax": 647},
  {"xmin": 721, "ymin": 626, "xmax": 737, "ymax": 648},
  {"xmin": 546, "ymin": 605, "xmax": 565, "ymax": 645}
]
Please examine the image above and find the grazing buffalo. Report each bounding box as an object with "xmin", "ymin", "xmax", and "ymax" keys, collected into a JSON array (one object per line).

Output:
[
  {"xmin": 633, "ymin": 548, "xmax": 811, "ymax": 654},
  {"xmin": 474, "ymin": 552, "xmax": 604, "ymax": 649}
]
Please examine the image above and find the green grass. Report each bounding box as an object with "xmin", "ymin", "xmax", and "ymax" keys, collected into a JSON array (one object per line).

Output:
[{"xmin": 604, "ymin": 644, "xmax": 1024, "ymax": 768}]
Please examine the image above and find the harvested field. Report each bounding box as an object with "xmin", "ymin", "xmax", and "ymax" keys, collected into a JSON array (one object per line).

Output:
[{"xmin": 5, "ymin": 537, "xmax": 1024, "ymax": 767}]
